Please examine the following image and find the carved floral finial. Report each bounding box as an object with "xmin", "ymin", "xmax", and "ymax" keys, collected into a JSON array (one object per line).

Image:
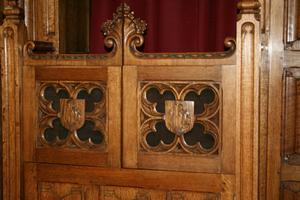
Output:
[
  {"xmin": 101, "ymin": 3, "xmax": 147, "ymax": 51},
  {"xmin": 101, "ymin": 3, "xmax": 147, "ymax": 36},
  {"xmin": 101, "ymin": 3, "xmax": 123, "ymax": 36},
  {"xmin": 122, "ymin": 3, "xmax": 147, "ymax": 34}
]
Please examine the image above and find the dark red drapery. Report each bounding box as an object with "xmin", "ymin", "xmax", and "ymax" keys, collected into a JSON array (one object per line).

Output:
[{"xmin": 90, "ymin": 0, "xmax": 238, "ymax": 53}]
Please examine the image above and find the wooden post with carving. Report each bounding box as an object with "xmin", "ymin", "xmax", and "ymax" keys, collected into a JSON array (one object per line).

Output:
[
  {"xmin": 0, "ymin": 1, "xmax": 26, "ymax": 199},
  {"xmin": 236, "ymin": 1, "xmax": 261, "ymax": 199}
]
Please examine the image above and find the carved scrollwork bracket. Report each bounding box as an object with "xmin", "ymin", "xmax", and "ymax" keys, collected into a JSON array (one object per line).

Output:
[
  {"xmin": 118, "ymin": 3, "xmax": 236, "ymax": 59},
  {"xmin": 24, "ymin": 41, "xmax": 55, "ymax": 55},
  {"xmin": 101, "ymin": 3, "xmax": 128, "ymax": 54},
  {"xmin": 122, "ymin": 3, "xmax": 147, "ymax": 51},
  {"xmin": 102, "ymin": 3, "xmax": 147, "ymax": 53}
]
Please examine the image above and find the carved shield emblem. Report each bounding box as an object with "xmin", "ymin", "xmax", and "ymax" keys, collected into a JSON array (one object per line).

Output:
[
  {"xmin": 165, "ymin": 100, "xmax": 195, "ymax": 136},
  {"xmin": 59, "ymin": 99, "xmax": 85, "ymax": 131}
]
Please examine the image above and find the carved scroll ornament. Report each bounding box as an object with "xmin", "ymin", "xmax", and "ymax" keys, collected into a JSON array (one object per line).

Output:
[
  {"xmin": 103, "ymin": 3, "xmax": 236, "ymax": 60},
  {"xmin": 140, "ymin": 82, "xmax": 221, "ymax": 154}
]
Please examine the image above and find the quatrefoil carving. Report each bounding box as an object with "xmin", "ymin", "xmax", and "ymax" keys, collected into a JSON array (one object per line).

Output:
[
  {"xmin": 140, "ymin": 82, "xmax": 221, "ymax": 154},
  {"xmin": 38, "ymin": 82, "xmax": 106, "ymax": 150}
]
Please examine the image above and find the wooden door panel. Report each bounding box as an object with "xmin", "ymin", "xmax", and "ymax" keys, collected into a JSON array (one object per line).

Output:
[
  {"xmin": 24, "ymin": 163, "xmax": 234, "ymax": 200},
  {"xmin": 38, "ymin": 182, "xmax": 95, "ymax": 200},
  {"xmin": 100, "ymin": 186, "xmax": 166, "ymax": 200},
  {"xmin": 100, "ymin": 186, "xmax": 220, "ymax": 200},
  {"xmin": 281, "ymin": 67, "xmax": 300, "ymax": 200},
  {"xmin": 35, "ymin": 183, "xmax": 221, "ymax": 200},
  {"xmin": 23, "ymin": 65, "xmax": 121, "ymax": 167},
  {"xmin": 281, "ymin": 182, "xmax": 300, "ymax": 200},
  {"xmin": 123, "ymin": 65, "xmax": 236, "ymax": 174},
  {"xmin": 283, "ymin": 67, "xmax": 300, "ymax": 163}
]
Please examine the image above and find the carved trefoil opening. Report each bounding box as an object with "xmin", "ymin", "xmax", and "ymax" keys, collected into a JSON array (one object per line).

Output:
[
  {"xmin": 139, "ymin": 81, "xmax": 221, "ymax": 154},
  {"xmin": 38, "ymin": 81, "xmax": 107, "ymax": 150}
]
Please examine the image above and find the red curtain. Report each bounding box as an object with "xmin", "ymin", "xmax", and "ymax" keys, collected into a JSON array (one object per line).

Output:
[{"xmin": 90, "ymin": 0, "xmax": 238, "ymax": 53}]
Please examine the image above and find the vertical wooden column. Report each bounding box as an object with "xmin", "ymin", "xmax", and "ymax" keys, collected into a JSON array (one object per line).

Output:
[
  {"xmin": 236, "ymin": 1, "xmax": 261, "ymax": 200},
  {"xmin": 0, "ymin": 1, "xmax": 26, "ymax": 199}
]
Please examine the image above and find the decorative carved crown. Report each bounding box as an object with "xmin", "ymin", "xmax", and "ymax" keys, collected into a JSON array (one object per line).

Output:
[{"xmin": 101, "ymin": 3, "xmax": 147, "ymax": 51}]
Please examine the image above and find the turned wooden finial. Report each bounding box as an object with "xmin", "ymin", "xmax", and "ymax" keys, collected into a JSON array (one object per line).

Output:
[
  {"xmin": 3, "ymin": 0, "xmax": 24, "ymax": 20},
  {"xmin": 237, "ymin": 1, "xmax": 261, "ymax": 20}
]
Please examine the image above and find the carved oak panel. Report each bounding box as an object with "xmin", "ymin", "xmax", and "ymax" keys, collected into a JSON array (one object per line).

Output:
[
  {"xmin": 167, "ymin": 191, "xmax": 219, "ymax": 200},
  {"xmin": 101, "ymin": 186, "xmax": 219, "ymax": 200},
  {"xmin": 139, "ymin": 81, "xmax": 221, "ymax": 155},
  {"xmin": 38, "ymin": 182, "xmax": 88, "ymax": 200},
  {"xmin": 37, "ymin": 183, "xmax": 220, "ymax": 200},
  {"xmin": 283, "ymin": 68, "xmax": 300, "ymax": 165},
  {"xmin": 38, "ymin": 81, "xmax": 106, "ymax": 150},
  {"xmin": 101, "ymin": 186, "xmax": 166, "ymax": 200},
  {"xmin": 281, "ymin": 182, "xmax": 300, "ymax": 199}
]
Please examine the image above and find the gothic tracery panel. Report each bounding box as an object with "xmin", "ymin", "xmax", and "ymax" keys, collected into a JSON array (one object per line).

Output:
[
  {"xmin": 139, "ymin": 81, "xmax": 221, "ymax": 154},
  {"xmin": 38, "ymin": 81, "xmax": 107, "ymax": 150}
]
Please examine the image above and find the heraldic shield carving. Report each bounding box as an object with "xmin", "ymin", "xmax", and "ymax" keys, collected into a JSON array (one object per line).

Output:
[
  {"xmin": 165, "ymin": 101, "xmax": 195, "ymax": 136},
  {"xmin": 140, "ymin": 81, "xmax": 220, "ymax": 154},
  {"xmin": 59, "ymin": 99, "xmax": 85, "ymax": 132}
]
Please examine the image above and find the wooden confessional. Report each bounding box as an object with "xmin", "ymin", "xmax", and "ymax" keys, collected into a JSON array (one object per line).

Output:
[{"xmin": 2, "ymin": 0, "xmax": 300, "ymax": 199}]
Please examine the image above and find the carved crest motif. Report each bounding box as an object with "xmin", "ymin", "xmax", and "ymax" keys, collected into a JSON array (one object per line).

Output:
[
  {"xmin": 165, "ymin": 101, "xmax": 195, "ymax": 136},
  {"xmin": 59, "ymin": 99, "xmax": 85, "ymax": 132},
  {"xmin": 140, "ymin": 82, "xmax": 220, "ymax": 154}
]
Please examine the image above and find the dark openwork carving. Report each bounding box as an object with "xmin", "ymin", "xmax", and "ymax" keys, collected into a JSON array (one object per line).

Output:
[
  {"xmin": 140, "ymin": 82, "xmax": 221, "ymax": 154},
  {"xmin": 38, "ymin": 81, "xmax": 106, "ymax": 149}
]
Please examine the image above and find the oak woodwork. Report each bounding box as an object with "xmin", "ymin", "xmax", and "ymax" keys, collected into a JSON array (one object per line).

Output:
[
  {"xmin": 0, "ymin": 1, "xmax": 272, "ymax": 200},
  {"xmin": 283, "ymin": 68, "xmax": 300, "ymax": 163},
  {"xmin": 139, "ymin": 81, "xmax": 220, "ymax": 154},
  {"xmin": 24, "ymin": 163, "xmax": 235, "ymax": 198},
  {"xmin": 281, "ymin": 68, "xmax": 300, "ymax": 200},
  {"xmin": 284, "ymin": 0, "xmax": 300, "ymax": 50},
  {"xmin": 0, "ymin": 1, "xmax": 26, "ymax": 199},
  {"xmin": 236, "ymin": 2, "xmax": 261, "ymax": 199},
  {"xmin": 281, "ymin": 182, "xmax": 300, "ymax": 200},
  {"xmin": 264, "ymin": 0, "xmax": 285, "ymax": 199}
]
